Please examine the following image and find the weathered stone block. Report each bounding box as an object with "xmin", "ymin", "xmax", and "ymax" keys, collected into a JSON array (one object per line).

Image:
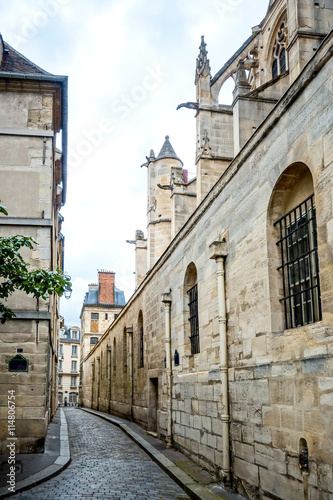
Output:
[
  {"xmin": 233, "ymin": 457, "xmax": 259, "ymax": 487},
  {"xmin": 259, "ymin": 467, "xmax": 303, "ymax": 500}
]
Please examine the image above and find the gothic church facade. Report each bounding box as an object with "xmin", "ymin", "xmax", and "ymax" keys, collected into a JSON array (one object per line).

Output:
[{"xmin": 81, "ymin": 1, "xmax": 333, "ymax": 497}]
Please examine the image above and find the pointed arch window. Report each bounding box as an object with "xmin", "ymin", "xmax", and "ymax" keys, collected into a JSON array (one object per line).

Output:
[
  {"xmin": 272, "ymin": 20, "xmax": 288, "ymax": 78},
  {"xmin": 138, "ymin": 311, "xmax": 144, "ymax": 368},
  {"xmin": 184, "ymin": 263, "xmax": 200, "ymax": 355}
]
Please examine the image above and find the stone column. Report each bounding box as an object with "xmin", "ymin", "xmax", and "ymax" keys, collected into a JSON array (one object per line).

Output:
[
  {"xmin": 107, "ymin": 345, "xmax": 111, "ymax": 414},
  {"xmin": 162, "ymin": 292, "xmax": 172, "ymax": 448},
  {"xmin": 126, "ymin": 327, "xmax": 133, "ymax": 420},
  {"xmin": 209, "ymin": 240, "xmax": 231, "ymax": 483}
]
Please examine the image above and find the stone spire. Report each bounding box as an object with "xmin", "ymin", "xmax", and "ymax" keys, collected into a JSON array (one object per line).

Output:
[
  {"xmin": 156, "ymin": 135, "xmax": 183, "ymax": 164},
  {"xmin": 195, "ymin": 36, "xmax": 211, "ymax": 84}
]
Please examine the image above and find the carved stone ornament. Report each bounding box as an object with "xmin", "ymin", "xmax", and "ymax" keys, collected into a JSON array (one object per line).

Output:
[{"xmin": 195, "ymin": 36, "xmax": 211, "ymax": 84}]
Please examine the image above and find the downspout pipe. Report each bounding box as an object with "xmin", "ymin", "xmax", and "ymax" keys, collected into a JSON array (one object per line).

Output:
[
  {"xmin": 209, "ymin": 240, "xmax": 230, "ymax": 483},
  {"xmin": 162, "ymin": 292, "xmax": 172, "ymax": 448},
  {"xmin": 127, "ymin": 327, "xmax": 134, "ymax": 420}
]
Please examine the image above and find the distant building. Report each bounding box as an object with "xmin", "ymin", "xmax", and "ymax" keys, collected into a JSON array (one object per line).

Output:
[
  {"xmin": 0, "ymin": 34, "xmax": 68, "ymax": 452},
  {"xmin": 58, "ymin": 325, "xmax": 80, "ymax": 406},
  {"xmin": 80, "ymin": 271, "xmax": 125, "ymax": 362}
]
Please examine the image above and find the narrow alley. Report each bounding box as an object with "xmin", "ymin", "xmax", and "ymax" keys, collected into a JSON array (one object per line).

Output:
[{"xmin": 10, "ymin": 408, "xmax": 190, "ymax": 500}]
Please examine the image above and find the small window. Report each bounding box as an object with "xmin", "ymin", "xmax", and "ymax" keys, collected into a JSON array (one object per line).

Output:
[
  {"xmin": 72, "ymin": 345, "xmax": 77, "ymax": 356},
  {"xmin": 91, "ymin": 313, "xmax": 99, "ymax": 320},
  {"xmin": 59, "ymin": 345, "xmax": 63, "ymax": 355},
  {"xmin": 72, "ymin": 331, "xmax": 77, "ymax": 340},
  {"xmin": 274, "ymin": 194, "xmax": 321, "ymax": 329},
  {"xmin": 105, "ymin": 313, "xmax": 108, "ymax": 320},
  {"xmin": 59, "ymin": 360, "xmax": 63, "ymax": 371},
  {"xmin": 69, "ymin": 392, "xmax": 77, "ymax": 403},
  {"xmin": 90, "ymin": 337, "xmax": 99, "ymax": 345},
  {"xmin": 187, "ymin": 284, "xmax": 200, "ymax": 354},
  {"xmin": 58, "ymin": 376, "xmax": 62, "ymax": 387}
]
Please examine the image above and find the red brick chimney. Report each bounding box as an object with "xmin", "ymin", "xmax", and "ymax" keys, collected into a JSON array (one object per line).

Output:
[{"xmin": 98, "ymin": 270, "xmax": 115, "ymax": 304}]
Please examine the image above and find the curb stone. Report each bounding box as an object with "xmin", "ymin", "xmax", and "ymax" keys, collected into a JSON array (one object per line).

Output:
[{"xmin": 0, "ymin": 408, "xmax": 71, "ymax": 498}]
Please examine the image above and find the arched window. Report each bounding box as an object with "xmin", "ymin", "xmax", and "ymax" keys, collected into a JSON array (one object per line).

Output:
[
  {"xmin": 123, "ymin": 327, "xmax": 127, "ymax": 374},
  {"xmin": 113, "ymin": 338, "xmax": 117, "ymax": 377},
  {"xmin": 268, "ymin": 164, "xmax": 321, "ymax": 330},
  {"xmin": 69, "ymin": 392, "xmax": 77, "ymax": 404},
  {"xmin": 138, "ymin": 311, "xmax": 144, "ymax": 368},
  {"xmin": 184, "ymin": 263, "xmax": 200, "ymax": 354},
  {"xmin": 272, "ymin": 19, "xmax": 288, "ymax": 78}
]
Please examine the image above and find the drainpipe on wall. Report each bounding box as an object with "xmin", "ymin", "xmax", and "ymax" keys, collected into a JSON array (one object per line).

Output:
[
  {"xmin": 126, "ymin": 327, "xmax": 134, "ymax": 420},
  {"xmin": 162, "ymin": 292, "xmax": 172, "ymax": 448},
  {"xmin": 209, "ymin": 240, "xmax": 231, "ymax": 483}
]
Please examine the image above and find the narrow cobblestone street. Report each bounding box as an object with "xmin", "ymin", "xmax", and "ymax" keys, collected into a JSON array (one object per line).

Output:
[{"xmin": 11, "ymin": 408, "xmax": 190, "ymax": 500}]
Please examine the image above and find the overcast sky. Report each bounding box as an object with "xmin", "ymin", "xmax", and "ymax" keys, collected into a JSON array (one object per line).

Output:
[{"xmin": 2, "ymin": 0, "xmax": 268, "ymax": 326}]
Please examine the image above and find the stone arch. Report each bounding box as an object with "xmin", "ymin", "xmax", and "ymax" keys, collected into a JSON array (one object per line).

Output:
[
  {"xmin": 267, "ymin": 163, "xmax": 321, "ymax": 332},
  {"xmin": 138, "ymin": 310, "xmax": 144, "ymax": 368},
  {"xmin": 183, "ymin": 262, "xmax": 200, "ymax": 356},
  {"xmin": 123, "ymin": 327, "xmax": 127, "ymax": 374},
  {"xmin": 113, "ymin": 337, "xmax": 116, "ymax": 378},
  {"xmin": 218, "ymin": 75, "xmax": 235, "ymax": 105}
]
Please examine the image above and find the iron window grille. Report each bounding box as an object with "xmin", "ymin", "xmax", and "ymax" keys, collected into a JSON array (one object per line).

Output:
[
  {"xmin": 91, "ymin": 313, "xmax": 99, "ymax": 320},
  {"xmin": 139, "ymin": 325, "xmax": 144, "ymax": 368},
  {"xmin": 187, "ymin": 284, "xmax": 200, "ymax": 354},
  {"xmin": 274, "ymin": 194, "xmax": 321, "ymax": 329}
]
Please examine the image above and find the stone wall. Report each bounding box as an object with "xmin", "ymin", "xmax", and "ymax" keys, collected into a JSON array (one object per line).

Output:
[
  {"xmin": 82, "ymin": 33, "xmax": 333, "ymax": 498},
  {"xmin": 0, "ymin": 75, "xmax": 66, "ymax": 453}
]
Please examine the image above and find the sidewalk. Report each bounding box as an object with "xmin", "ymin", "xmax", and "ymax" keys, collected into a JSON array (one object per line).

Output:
[
  {"xmin": 0, "ymin": 408, "xmax": 70, "ymax": 498},
  {"xmin": 0, "ymin": 406, "xmax": 245, "ymax": 500},
  {"xmin": 81, "ymin": 407, "xmax": 245, "ymax": 500}
]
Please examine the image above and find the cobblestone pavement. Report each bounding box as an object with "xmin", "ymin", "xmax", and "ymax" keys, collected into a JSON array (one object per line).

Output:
[{"xmin": 11, "ymin": 408, "xmax": 190, "ymax": 500}]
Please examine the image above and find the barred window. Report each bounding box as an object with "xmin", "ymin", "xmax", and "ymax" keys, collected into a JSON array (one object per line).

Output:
[
  {"xmin": 274, "ymin": 194, "xmax": 321, "ymax": 329},
  {"xmin": 139, "ymin": 325, "xmax": 144, "ymax": 368},
  {"xmin": 91, "ymin": 313, "xmax": 99, "ymax": 320},
  {"xmin": 187, "ymin": 284, "xmax": 200, "ymax": 354},
  {"xmin": 90, "ymin": 337, "xmax": 98, "ymax": 345}
]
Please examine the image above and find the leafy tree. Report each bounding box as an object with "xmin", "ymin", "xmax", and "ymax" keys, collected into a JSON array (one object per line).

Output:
[{"xmin": 0, "ymin": 204, "xmax": 72, "ymax": 323}]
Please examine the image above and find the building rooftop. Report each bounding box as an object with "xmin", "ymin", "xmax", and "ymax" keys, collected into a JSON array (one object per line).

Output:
[
  {"xmin": 156, "ymin": 135, "xmax": 183, "ymax": 164},
  {"xmin": 0, "ymin": 37, "xmax": 51, "ymax": 75},
  {"xmin": 83, "ymin": 286, "xmax": 126, "ymax": 307}
]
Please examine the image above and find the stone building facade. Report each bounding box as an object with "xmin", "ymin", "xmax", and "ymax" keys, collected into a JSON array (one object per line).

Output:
[
  {"xmin": 81, "ymin": 2, "xmax": 333, "ymax": 498},
  {"xmin": 0, "ymin": 36, "xmax": 68, "ymax": 452},
  {"xmin": 58, "ymin": 325, "xmax": 80, "ymax": 406}
]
